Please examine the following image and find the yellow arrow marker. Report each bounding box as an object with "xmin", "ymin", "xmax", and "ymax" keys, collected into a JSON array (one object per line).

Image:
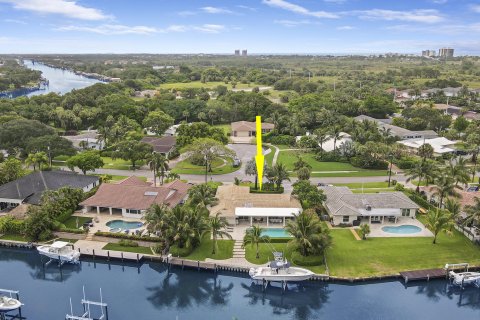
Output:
[{"xmin": 255, "ymin": 115, "xmax": 264, "ymax": 190}]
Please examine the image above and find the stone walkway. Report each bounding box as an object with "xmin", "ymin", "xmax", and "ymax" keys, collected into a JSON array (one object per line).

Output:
[{"xmin": 232, "ymin": 240, "xmax": 245, "ymax": 258}]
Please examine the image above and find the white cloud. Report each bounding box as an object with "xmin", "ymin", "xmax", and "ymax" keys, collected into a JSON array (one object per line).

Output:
[
  {"xmin": 236, "ymin": 5, "xmax": 257, "ymax": 11},
  {"xmin": 0, "ymin": 0, "xmax": 111, "ymax": 20},
  {"xmin": 178, "ymin": 11, "xmax": 197, "ymax": 16},
  {"xmin": 431, "ymin": 0, "xmax": 448, "ymax": 4},
  {"xmin": 56, "ymin": 24, "xmax": 159, "ymax": 35},
  {"xmin": 471, "ymin": 5, "xmax": 480, "ymax": 13},
  {"xmin": 337, "ymin": 25, "xmax": 355, "ymax": 30},
  {"xmin": 4, "ymin": 18, "xmax": 27, "ymax": 24},
  {"xmin": 357, "ymin": 9, "xmax": 444, "ymax": 24},
  {"xmin": 274, "ymin": 19, "xmax": 312, "ymax": 27},
  {"xmin": 263, "ymin": 0, "xmax": 339, "ymax": 19},
  {"xmin": 193, "ymin": 24, "xmax": 226, "ymax": 33},
  {"xmin": 201, "ymin": 6, "xmax": 233, "ymax": 14}
]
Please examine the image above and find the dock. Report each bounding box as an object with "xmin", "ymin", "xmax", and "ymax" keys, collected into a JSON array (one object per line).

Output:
[{"xmin": 400, "ymin": 269, "xmax": 446, "ymax": 283}]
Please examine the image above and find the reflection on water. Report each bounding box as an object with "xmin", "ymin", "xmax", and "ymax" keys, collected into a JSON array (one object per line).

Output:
[{"xmin": 0, "ymin": 247, "xmax": 479, "ymax": 320}]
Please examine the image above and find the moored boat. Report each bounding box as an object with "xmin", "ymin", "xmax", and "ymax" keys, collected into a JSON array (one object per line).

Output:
[
  {"xmin": 449, "ymin": 270, "xmax": 480, "ymax": 286},
  {"xmin": 249, "ymin": 252, "xmax": 314, "ymax": 282},
  {"xmin": 0, "ymin": 296, "xmax": 22, "ymax": 312},
  {"xmin": 37, "ymin": 241, "xmax": 80, "ymax": 264}
]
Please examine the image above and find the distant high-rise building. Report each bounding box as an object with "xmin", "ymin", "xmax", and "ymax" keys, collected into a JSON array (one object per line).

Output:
[
  {"xmin": 438, "ymin": 48, "xmax": 454, "ymax": 58},
  {"xmin": 241, "ymin": 49, "xmax": 247, "ymax": 56},
  {"xmin": 421, "ymin": 50, "xmax": 436, "ymax": 57},
  {"xmin": 234, "ymin": 49, "xmax": 240, "ymax": 56}
]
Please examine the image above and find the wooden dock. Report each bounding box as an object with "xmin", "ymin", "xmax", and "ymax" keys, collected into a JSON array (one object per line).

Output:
[{"xmin": 400, "ymin": 268, "xmax": 446, "ymax": 283}]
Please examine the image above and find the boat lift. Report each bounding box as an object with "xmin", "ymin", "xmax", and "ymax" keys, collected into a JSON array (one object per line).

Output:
[
  {"xmin": 0, "ymin": 289, "xmax": 25, "ymax": 320},
  {"xmin": 65, "ymin": 287, "xmax": 108, "ymax": 320}
]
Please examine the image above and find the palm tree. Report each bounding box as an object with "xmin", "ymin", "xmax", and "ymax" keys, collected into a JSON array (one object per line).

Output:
[
  {"xmin": 359, "ymin": 223, "xmax": 371, "ymax": 240},
  {"xmin": 146, "ymin": 152, "xmax": 168, "ymax": 187},
  {"xmin": 188, "ymin": 183, "xmax": 218, "ymax": 208},
  {"xmin": 406, "ymin": 161, "xmax": 428, "ymax": 192},
  {"xmin": 182, "ymin": 110, "xmax": 190, "ymax": 122},
  {"xmin": 432, "ymin": 173, "xmax": 462, "ymax": 208},
  {"xmin": 209, "ymin": 212, "xmax": 232, "ymax": 254},
  {"xmin": 245, "ymin": 158, "xmax": 259, "ymax": 189},
  {"xmin": 242, "ymin": 225, "xmax": 269, "ymax": 259},
  {"xmin": 444, "ymin": 198, "xmax": 462, "ymax": 223},
  {"xmin": 314, "ymin": 129, "xmax": 329, "ymax": 151},
  {"xmin": 464, "ymin": 197, "xmax": 480, "ymax": 227},
  {"xmin": 25, "ymin": 152, "xmax": 48, "ymax": 171},
  {"xmin": 271, "ymin": 162, "xmax": 290, "ymax": 190},
  {"xmin": 25, "ymin": 153, "xmax": 37, "ymax": 171},
  {"xmin": 424, "ymin": 208, "xmax": 453, "ymax": 244},
  {"xmin": 144, "ymin": 204, "xmax": 173, "ymax": 254},
  {"xmin": 285, "ymin": 210, "xmax": 332, "ymax": 256},
  {"xmin": 447, "ymin": 157, "xmax": 470, "ymax": 187},
  {"xmin": 329, "ymin": 126, "xmax": 342, "ymax": 152}
]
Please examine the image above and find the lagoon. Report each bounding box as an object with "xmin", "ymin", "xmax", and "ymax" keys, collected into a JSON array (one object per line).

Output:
[{"xmin": 0, "ymin": 247, "xmax": 479, "ymax": 320}]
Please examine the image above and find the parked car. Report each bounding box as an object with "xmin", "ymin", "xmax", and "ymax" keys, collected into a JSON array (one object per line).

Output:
[{"xmin": 233, "ymin": 157, "xmax": 241, "ymax": 167}]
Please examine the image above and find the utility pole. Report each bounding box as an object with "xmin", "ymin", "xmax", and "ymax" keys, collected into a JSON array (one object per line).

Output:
[{"xmin": 47, "ymin": 145, "xmax": 52, "ymax": 168}]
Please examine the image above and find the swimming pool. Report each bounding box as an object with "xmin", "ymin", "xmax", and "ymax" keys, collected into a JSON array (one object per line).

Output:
[
  {"xmin": 381, "ymin": 225, "xmax": 422, "ymax": 234},
  {"xmin": 106, "ymin": 220, "xmax": 143, "ymax": 231},
  {"xmin": 260, "ymin": 228, "xmax": 292, "ymax": 238}
]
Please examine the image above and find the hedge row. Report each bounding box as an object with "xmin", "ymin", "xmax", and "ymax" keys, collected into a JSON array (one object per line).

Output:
[
  {"xmin": 59, "ymin": 228, "xmax": 87, "ymax": 234},
  {"xmin": 94, "ymin": 231, "xmax": 161, "ymax": 242}
]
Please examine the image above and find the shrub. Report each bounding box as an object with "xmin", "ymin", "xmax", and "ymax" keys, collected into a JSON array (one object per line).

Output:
[
  {"xmin": 58, "ymin": 228, "xmax": 87, "ymax": 234},
  {"xmin": 314, "ymin": 151, "xmax": 347, "ymax": 162},
  {"xmin": 168, "ymin": 148, "xmax": 180, "ymax": 160},
  {"xmin": 264, "ymin": 133, "xmax": 295, "ymax": 146},
  {"xmin": 394, "ymin": 183, "xmax": 405, "ymax": 191},
  {"xmin": 350, "ymin": 156, "xmax": 388, "ymax": 170},
  {"xmin": 0, "ymin": 216, "xmax": 24, "ymax": 234},
  {"xmin": 250, "ymin": 186, "xmax": 284, "ymax": 194},
  {"xmin": 119, "ymin": 239, "xmax": 139, "ymax": 247},
  {"xmin": 395, "ymin": 158, "xmax": 417, "ymax": 169},
  {"xmin": 169, "ymin": 244, "xmax": 194, "ymax": 257},
  {"xmin": 268, "ymin": 237, "xmax": 291, "ymax": 243},
  {"xmin": 290, "ymin": 251, "xmax": 324, "ymax": 266},
  {"xmin": 94, "ymin": 231, "xmax": 161, "ymax": 242}
]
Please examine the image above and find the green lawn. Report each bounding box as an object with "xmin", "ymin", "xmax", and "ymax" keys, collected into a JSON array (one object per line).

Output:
[
  {"xmin": 0, "ymin": 234, "xmax": 29, "ymax": 242},
  {"xmin": 245, "ymin": 242, "xmax": 326, "ymax": 274},
  {"xmin": 172, "ymin": 157, "xmax": 240, "ymax": 175},
  {"xmin": 264, "ymin": 146, "xmax": 275, "ymax": 166},
  {"xmin": 327, "ymin": 229, "xmax": 480, "ymax": 278},
  {"xmin": 277, "ymin": 151, "xmax": 389, "ymax": 177},
  {"xmin": 334, "ymin": 182, "xmax": 390, "ymax": 188},
  {"xmin": 63, "ymin": 216, "xmax": 92, "ymax": 229},
  {"xmin": 183, "ymin": 234, "xmax": 234, "ymax": 261},
  {"xmin": 101, "ymin": 157, "xmax": 145, "ymax": 170},
  {"xmin": 103, "ymin": 243, "xmax": 154, "ymax": 255}
]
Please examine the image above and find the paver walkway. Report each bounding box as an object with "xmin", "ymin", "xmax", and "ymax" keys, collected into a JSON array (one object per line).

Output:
[{"xmin": 232, "ymin": 240, "xmax": 245, "ymax": 259}]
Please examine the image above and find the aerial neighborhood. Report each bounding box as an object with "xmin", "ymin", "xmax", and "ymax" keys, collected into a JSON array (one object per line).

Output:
[{"xmin": 1, "ymin": 53, "xmax": 480, "ymax": 285}]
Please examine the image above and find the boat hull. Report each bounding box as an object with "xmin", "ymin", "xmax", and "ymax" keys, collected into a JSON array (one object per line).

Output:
[
  {"xmin": 37, "ymin": 246, "xmax": 81, "ymax": 264},
  {"xmin": 0, "ymin": 298, "xmax": 22, "ymax": 312},
  {"xmin": 449, "ymin": 271, "xmax": 480, "ymax": 286},
  {"xmin": 249, "ymin": 267, "xmax": 314, "ymax": 282}
]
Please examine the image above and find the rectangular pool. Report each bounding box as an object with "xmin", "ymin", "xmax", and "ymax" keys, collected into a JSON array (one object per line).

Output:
[{"xmin": 260, "ymin": 228, "xmax": 292, "ymax": 238}]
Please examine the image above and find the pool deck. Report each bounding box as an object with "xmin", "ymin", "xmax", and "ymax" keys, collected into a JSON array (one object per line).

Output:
[
  {"xmin": 367, "ymin": 217, "xmax": 433, "ymax": 238},
  {"xmin": 73, "ymin": 212, "xmax": 145, "ymax": 234}
]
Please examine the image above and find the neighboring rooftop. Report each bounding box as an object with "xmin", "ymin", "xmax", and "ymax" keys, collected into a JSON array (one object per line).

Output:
[
  {"xmin": 231, "ymin": 121, "xmax": 274, "ymax": 131},
  {"xmin": 0, "ymin": 171, "xmax": 99, "ymax": 205},
  {"xmin": 320, "ymin": 186, "xmax": 419, "ymax": 216},
  {"xmin": 355, "ymin": 115, "xmax": 438, "ymax": 140},
  {"xmin": 80, "ymin": 177, "xmax": 191, "ymax": 210},
  {"xmin": 140, "ymin": 136, "xmax": 176, "ymax": 154},
  {"xmin": 398, "ymin": 137, "xmax": 457, "ymax": 154}
]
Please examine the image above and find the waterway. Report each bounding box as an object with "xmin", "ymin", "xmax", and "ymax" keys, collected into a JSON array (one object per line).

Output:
[
  {"xmin": 0, "ymin": 60, "xmax": 103, "ymax": 98},
  {"xmin": 0, "ymin": 248, "xmax": 479, "ymax": 320}
]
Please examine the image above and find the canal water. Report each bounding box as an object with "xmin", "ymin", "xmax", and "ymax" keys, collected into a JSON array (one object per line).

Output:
[
  {"xmin": 1, "ymin": 248, "xmax": 479, "ymax": 319},
  {"xmin": 1, "ymin": 60, "xmax": 103, "ymax": 98}
]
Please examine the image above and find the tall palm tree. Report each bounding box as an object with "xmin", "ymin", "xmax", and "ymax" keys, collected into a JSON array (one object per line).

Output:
[
  {"xmin": 314, "ymin": 129, "xmax": 329, "ymax": 151},
  {"xmin": 406, "ymin": 161, "xmax": 428, "ymax": 192},
  {"xmin": 145, "ymin": 204, "xmax": 173, "ymax": 254},
  {"xmin": 209, "ymin": 212, "xmax": 232, "ymax": 254},
  {"xmin": 146, "ymin": 152, "xmax": 167, "ymax": 187},
  {"xmin": 432, "ymin": 173, "xmax": 462, "ymax": 208},
  {"xmin": 424, "ymin": 208, "xmax": 453, "ymax": 244},
  {"xmin": 285, "ymin": 210, "xmax": 332, "ymax": 256},
  {"xmin": 464, "ymin": 197, "xmax": 480, "ymax": 227},
  {"xmin": 447, "ymin": 157, "xmax": 470, "ymax": 187},
  {"xmin": 242, "ymin": 225, "xmax": 270, "ymax": 259},
  {"xmin": 445, "ymin": 198, "xmax": 462, "ymax": 223},
  {"xmin": 188, "ymin": 183, "xmax": 218, "ymax": 209},
  {"xmin": 25, "ymin": 153, "xmax": 37, "ymax": 171},
  {"xmin": 329, "ymin": 126, "xmax": 342, "ymax": 152},
  {"xmin": 271, "ymin": 162, "xmax": 290, "ymax": 190},
  {"xmin": 25, "ymin": 152, "xmax": 48, "ymax": 171}
]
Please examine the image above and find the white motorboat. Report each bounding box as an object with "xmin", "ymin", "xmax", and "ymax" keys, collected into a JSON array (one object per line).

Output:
[
  {"xmin": 249, "ymin": 252, "xmax": 314, "ymax": 282},
  {"xmin": 0, "ymin": 296, "xmax": 22, "ymax": 312},
  {"xmin": 449, "ymin": 270, "xmax": 480, "ymax": 286},
  {"xmin": 37, "ymin": 241, "xmax": 80, "ymax": 264}
]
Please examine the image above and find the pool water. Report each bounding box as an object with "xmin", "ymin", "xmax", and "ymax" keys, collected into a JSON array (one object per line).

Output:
[
  {"xmin": 106, "ymin": 220, "xmax": 143, "ymax": 231},
  {"xmin": 381, "ymin": 225, "xmax": 422, "ymax": 234},
  {"xmin": 261, "ymin": 228, "xmax": 292, "ymax": 238}
]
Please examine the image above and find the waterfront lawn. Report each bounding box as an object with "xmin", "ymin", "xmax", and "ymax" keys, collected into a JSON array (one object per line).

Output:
[
  {"xmin": 63, "ymin": 216, "xmax": 91, "ymax": 229},
  {"xmin": 183, "ymin": 234, "xmax": 234, "ymax": 261},
  {"xmin": 277, "ymin": 151, "xmax": 388, "ymax": 177},
  {"xmin": 0, "ymin": 234, "xmax": 29, "ymax": 242},
  {"xmin": 103, "ymin": 243, "xmax": 153, "ymax": 255},
  {"xmin": 327, "ymin": 229, "xmax": 480, "ymax": 278},
  {"xmin": 172, "ymin": 157, "xmax": 239, "ymax": 175},
  {"xmin": 245, "ymin": 242, "xmax": 326, "ymax": 274}
]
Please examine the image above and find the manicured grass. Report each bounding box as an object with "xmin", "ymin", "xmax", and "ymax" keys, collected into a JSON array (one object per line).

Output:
[
  {"xmin": 172, "ymin": 157, "xmax": 240, "ymax": 175},
  {"xmin": 334, "ymin": 182, "xmax": 390, "ymax": 188},
  {"xmin": 103, "ymin": 243, "xmax": 153, "ymax": 255},
  {"xmin": 327, "ymin": 228, "xmax": 480, "ymax": 278},
  {"xmin": 277, "ymin": 151, "xmax": 389, "ymax": 177},
  {"xmin": 183, "ymin": 234, "xmax": 234, "ymax": 261},
  {"xmin": 275, "ymin": 144, "xmax": 295, "ymax": 150},
  {"xmin": 0, "ymin": 234, "xmax": 29, "ymax": 242},
  {"xmin": 245, "ymin": 242, "xmax": 326, "ymax": 274},
  {"xmin": 63, "ymin": 216, "xmax": 91, "ymax": 229},
  {"xmin": 101, "ymin": 157, "xmax": 145, "ymax": 170},
  {"xmin": 350, "ymin": 188, "xmax": 396, "ymax": 193},
  {"xmin": 264, "ymin": 146, "xmax": 275, "ymax": 166}
]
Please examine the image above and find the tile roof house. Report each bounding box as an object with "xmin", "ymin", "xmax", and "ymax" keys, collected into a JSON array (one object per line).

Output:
[
  {"xmin": 0, "ymin": 171, "xmax": 99, "ymax": 209},
  {"xmin": 140, "ymin": 136, "xmax": 176, "ymax": 156},
  {"xmin": 320, "ymin": 186, "xmax": 419, "ymax": 226},
  {"xmin": 355, "ymin": 115, "xmax": 438, "ymax": 140},
  {"xmin": 80, "ymin": 177, "xmax": 191, "ymax": 218},
  {"xmin": 230, "ymin": 121, "xmax": 274, "ymax": 143}
]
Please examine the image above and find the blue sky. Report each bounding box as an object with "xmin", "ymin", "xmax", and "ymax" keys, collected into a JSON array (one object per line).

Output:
[{"xmin": 0, "ymin": 0, "xmax": 479, "ymax": 54}]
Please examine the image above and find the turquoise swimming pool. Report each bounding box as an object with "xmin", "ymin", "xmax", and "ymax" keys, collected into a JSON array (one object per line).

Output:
[
  {"xmin": 260, "ymin": 228, "xmax": 292, "ymax": 238},
  {"xmin": 381, "ymin": 225, "xmax": 422, "ymax": 234},
  {"xmin": 106, "ymin": 220, "xmax": 143, "ymax": 231}
]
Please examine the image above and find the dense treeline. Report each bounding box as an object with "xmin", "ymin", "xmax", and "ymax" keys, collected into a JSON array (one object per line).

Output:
[{"xmin": 0, "ymin": 60, "xmax": 42, "ymax": 91}]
